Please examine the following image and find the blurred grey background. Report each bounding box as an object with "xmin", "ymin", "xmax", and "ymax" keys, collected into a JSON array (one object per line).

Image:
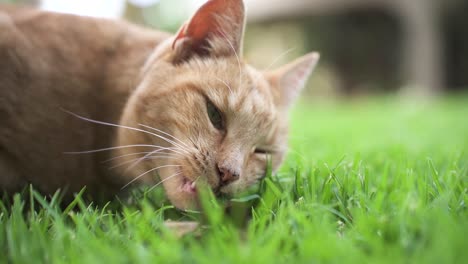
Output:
[{"xmin": 2, "ymin": 0, "xmax": 467, "ymax": 98}]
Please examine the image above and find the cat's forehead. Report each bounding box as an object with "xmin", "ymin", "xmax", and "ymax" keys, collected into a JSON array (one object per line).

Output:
[
  {"xmin": 190, "ymin": 58, "xmax": 275, "ymax": 111},
  {"xmin": 183, "ymin": 57, "xmax": 277, "ymax": 131}
]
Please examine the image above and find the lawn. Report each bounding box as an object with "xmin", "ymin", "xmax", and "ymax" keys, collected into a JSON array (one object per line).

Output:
[{"xmin": 1, "ymin": 97, "xmax": 467, "ymax": 263}]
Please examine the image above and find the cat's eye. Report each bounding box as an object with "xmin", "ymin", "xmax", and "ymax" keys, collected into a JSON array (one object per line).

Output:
[{"xmin": 206, "ymin": 99, "xmax": 224, "ymax": 130}]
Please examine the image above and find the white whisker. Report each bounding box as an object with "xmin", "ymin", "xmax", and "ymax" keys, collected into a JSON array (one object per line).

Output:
[
  {"xmin": 124, "ymin": 147, "xmax": 180, "ymax": 172},
  {"xmin": 147, "ymin": 171, "xmax": 183, "ymax": 192},
  {"xmin": 102, "ymin": 151, "xmax": 152, "ymax": 163},
  {"xmin": 63, "ymin": 110, "xmax": 190, "ymax": 154},
  {"xmin": 194, "ymin": 175, "xmax": 201, "ymax": 184},
  {"xmin": 138, "ymin": 124, "xmax": 192, "ymax": 150},
  {"xmin": 64, "ymin": 144, "xmax": 159, "ymax": 154},
  {"xmin": 109, "ymin": 154, "xmax": 178, "ymax": 170},
  {"xmin": 215, "ymin": 77, "xmax": 234, "ymax": 95},
  {"xmin": 286, "ymin": 148, "xmax": 308, "ymax": 164},
  {"xmin": 219, "ymin": 30, "xmax": 242, "ymax": 87},
  {"xmin": 121, "ymin": 164, "xmax": 183, "ymax": 190},
  {"xmin": 262, "ymin": 47, "xmax": 296, "ymax": 72}
]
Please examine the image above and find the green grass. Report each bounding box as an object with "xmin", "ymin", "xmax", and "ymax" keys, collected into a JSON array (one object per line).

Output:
[{"xmin": 1, "ymin": 97, "xmax": 467, "ymax": 263}]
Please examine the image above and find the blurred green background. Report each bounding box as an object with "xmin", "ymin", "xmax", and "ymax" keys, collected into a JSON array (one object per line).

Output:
[{"xmin": 3, "ymin": 0, "xmax": 468, "ymax": 98}]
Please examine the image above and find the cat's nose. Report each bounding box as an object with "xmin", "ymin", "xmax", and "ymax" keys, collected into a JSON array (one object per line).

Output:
[{"xmin": 217, "ymin": 164, "xmax": 239, "ymax": 186}]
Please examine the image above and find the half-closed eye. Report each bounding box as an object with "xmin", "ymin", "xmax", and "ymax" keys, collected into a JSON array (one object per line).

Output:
[
  {"xmin": 254, "ymin": 148, "xmax": 272, "ymax": 154},
  {"xmin": 206, "ymin": 98, "xmax": 225, "ymax": 131}
]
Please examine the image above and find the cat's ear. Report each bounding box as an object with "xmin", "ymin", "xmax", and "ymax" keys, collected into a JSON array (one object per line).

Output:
[
  {"xmin": 170, "ymin": 0, "xmax": 245, "ymax": 63},
  {"xmin": 267, "ymin": 52, "xmax": 320, "ymax": 109}
]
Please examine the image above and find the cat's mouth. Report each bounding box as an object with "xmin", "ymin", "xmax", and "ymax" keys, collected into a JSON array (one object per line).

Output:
[
  {"xmin": 172, "ymin": 167, "xmax": 197, "ymax": 194},
  {"xmin": 180, "ymin": 176, "xmax": 197, "ymax": 194}
]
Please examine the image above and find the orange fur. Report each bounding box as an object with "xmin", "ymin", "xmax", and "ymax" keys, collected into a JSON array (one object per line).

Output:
[{"xmin": 0, "ymin": 0, "xmax": 318, "ymax": 209}]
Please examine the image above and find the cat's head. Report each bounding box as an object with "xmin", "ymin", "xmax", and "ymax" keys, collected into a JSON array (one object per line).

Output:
[{"xmin": 117, "ymin": 0, "xmax": 319, "ymax": 209}]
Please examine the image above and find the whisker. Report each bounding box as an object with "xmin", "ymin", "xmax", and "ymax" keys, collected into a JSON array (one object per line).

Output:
[
  {"xmin": 121, "ymin": 164, "xmax": 183, "ymax": 190},
  {"xmin": 219, "ymin": 30, "xmax": 242, "ymax": 87},
  {"xmin": 147, "ymin": 171, "xmax": 183, "ymax": 192},
  {"xmin": 123, "ymin": 147, "xmax": 181, "ymax": 172},
  {"xmin": 138, "ymin": 124, "xmax": 192, "ymax": 151},
  {"xmin": 187, "ymin": 136, "xmax": 197, "ymax": 149},
  {"xmin": 102, "ymin": 148, "xmax": 181, "ymax": 163},
  {"xmin": 102, "ymin": 151, "xmax": 152, "ymax": 163},
  {"xmin": 194, "ymin": 175, "xmax": 201, "ymax": 183},
  {"xmin": 64, "ymin": 144, "xmax": 159, "ymax": 154},
  {"xmin": 63, "ymin": 110, "xmax": 190, "ymax": 154},
  {"xmin": 109, "ymin": 155, "xmax": 178, "ymax": 170},
  {"xmin": 286, "ymin": 148, "xmax": 308, "ymax": 164},
  {"xmin": 251, "ymin": 47, "xmax": 297, "ymax": 86},
  {"xmin": 262, "ymin": 47, "xmax": 296, "ymax": 72},
  {"xmin": 215, "ymin": 77, "xmax": 234, "ymax": 96}
]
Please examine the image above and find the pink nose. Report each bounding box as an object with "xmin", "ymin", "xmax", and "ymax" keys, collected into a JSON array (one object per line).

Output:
[{"xmin": 217, "ymin": 165, "xmax": 240, "ymax": 185}]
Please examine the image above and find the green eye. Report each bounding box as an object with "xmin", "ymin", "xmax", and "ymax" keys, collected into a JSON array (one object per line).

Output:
[{"xmin": 206, "ymin": 99, "xmax": 224, "ymax": 130}]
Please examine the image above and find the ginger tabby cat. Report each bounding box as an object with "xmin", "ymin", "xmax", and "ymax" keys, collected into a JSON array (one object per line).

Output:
[{"xmin": 0, "ymin": 0, "xmax": 319, "ymax": 209}]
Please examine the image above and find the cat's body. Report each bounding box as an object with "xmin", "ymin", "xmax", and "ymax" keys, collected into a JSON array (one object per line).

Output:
[
  {"xmin": 0, "ymin": 0, "xmax": 318, "ymax": 209},
  {"xmin": 0, "ymin": 6, "xmax": 166, "ymax": 196}
]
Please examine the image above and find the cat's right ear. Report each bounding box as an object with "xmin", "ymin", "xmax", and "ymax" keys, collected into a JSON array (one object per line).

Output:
[
  {"xmin": 170, "ymin": 0, "xmax": 245, "ymax": 63},
  {"xmin": 266, "ymin": 52, "xmax": 320, "ymax": 109}
]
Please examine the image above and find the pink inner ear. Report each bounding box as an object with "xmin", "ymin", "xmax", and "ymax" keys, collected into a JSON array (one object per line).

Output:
[
  {"xmin": 171, "ymin": 0, "xmax": 227, "ymax": 49},
  {"xmin": 292, "ymin": 68, "xmax": 308, "ymax": 86},
  {"xmin": 172, "ymin": 23, "xmax": 188, "ymax": 49},
  {"xmin": 285, "ymin": 61, "xmax": 313, "ymax": 90},
  {"xmin": 277, "ymin": 52, "xmax": 319, "ymax": 107},
  {"xmin": 171, "ymin": 0, "xmax": 244, "ymax": 54}
]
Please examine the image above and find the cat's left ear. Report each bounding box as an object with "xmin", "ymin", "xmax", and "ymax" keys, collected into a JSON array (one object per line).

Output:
[
  {"xmin": 171, "ymin": 0, "xmax": 245, "ymax": 63},
  {"xmin": 266, "ymin": 52, "xmax": 320, "ymax": 109}
]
